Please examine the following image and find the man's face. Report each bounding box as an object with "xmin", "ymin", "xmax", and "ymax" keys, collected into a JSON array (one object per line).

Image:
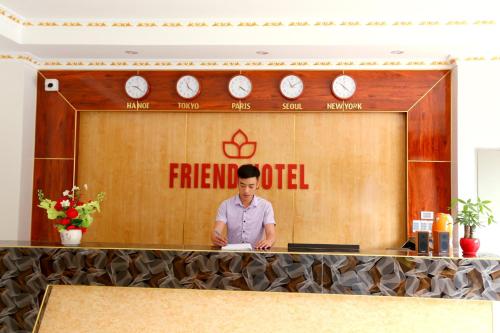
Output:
[{"xmin": 238, "ymin": 177, "xmax": 258, "ymax": 200}]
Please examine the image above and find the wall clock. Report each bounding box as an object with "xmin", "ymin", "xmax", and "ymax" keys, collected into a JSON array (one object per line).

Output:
[
  {"xmin": 124, "ymin": 75, "xmax": 149, "ymax": 99},
  {"xmin": 228, "ymin": 75, "xmax": 252, "ymax": 99},
  {"xmin": 176, "ymin": 75, "xmax": 200, "ymax": 99},
  {"xmin": 280, "ymin": 74, "xmax": 304, "ymax": 100},
  {"xmin": 332, "ymin": 75, "xmax": 356, "ymax": 100}
]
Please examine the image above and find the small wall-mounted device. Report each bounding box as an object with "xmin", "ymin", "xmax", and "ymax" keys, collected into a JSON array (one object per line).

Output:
[
  {"xmin": 44, "ymin": 79, "xmax": 59, "ymax": 92},
  {"xmin": 420, "ymin": 211, "xmax": 434, "ymax": 220}
]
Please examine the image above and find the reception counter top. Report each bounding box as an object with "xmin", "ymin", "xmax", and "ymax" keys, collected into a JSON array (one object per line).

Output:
[
  {"xmin": 1, "ymin": 240, "xmax": 500, "ymax": 332},
  {"xmin": 2, "ymin": 240, "xmax": 499, "ymax": 259}
]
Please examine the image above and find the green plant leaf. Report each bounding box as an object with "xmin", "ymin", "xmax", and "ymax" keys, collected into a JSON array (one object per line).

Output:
[{"xmin": 451, "ymin": 197, "xmax": 497, "ymax": 232}]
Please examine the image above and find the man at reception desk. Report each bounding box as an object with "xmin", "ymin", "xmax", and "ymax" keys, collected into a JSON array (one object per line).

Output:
[{"xmin": 211, "ymin": 164, "xmax": 276, "ymax": 250}]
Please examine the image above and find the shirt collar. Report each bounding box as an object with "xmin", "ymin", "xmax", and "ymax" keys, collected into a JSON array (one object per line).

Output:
[{"xmin": 234, "ymin": 194, "xmax": 260, "ymax": 208}]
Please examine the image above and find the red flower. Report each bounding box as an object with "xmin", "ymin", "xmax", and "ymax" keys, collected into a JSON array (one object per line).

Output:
[
  {"xmin": 81, "ymin": 227, "xmax": 87, "ymax": 234},
  {"xmin": 54, "ymin": 197, "xmax": 70, "ymax": 211},
  {"xmin": 66, "ymin": 225, "xmax": 77, "ymax": 230},
  {"xmin": 60, "ymin": 218, "xmax": 71, "ymax": 225},
  {"xmin": 54, "ymin": 200, "xmax": 63, "ymax": 211},
  {"xmin": 70, "ymin": 200, "xmax": 83, "ymax": 207},
  {"xmin": 66, "ymin": 208, "xmax": 78, "ymax": 219}
]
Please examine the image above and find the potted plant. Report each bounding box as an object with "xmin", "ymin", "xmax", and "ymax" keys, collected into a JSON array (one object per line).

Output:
[
  {"xmin": 38, "ymin": 185, "xmax": 105, "ymax": 246},
  {"xmin": 450, "ymin": 197, "xmax": 496, "ymax": 256}
]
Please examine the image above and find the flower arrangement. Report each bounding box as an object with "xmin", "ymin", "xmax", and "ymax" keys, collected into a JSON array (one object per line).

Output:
[{"xmin": 38, "ymin": 185, "xmax": 105, "ymax": 233}]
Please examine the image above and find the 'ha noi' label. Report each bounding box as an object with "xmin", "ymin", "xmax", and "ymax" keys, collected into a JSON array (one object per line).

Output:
[{"xmin": 126, "ymin": 102, "xmax": 150, "ymax": 110}]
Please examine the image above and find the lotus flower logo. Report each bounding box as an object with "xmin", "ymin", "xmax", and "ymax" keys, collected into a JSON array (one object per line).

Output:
[{"xmin": 223, "ymin": 129, "xmax": 257, "ymax": 159}]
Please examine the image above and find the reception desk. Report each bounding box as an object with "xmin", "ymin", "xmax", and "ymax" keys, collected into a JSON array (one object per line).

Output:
[{"xmin": 1, "ymin": 241, "xmax": 499, "ymax": 332}]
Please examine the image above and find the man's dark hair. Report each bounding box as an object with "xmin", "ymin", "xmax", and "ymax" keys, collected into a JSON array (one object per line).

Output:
[{"xmin": 237, "ymin": 164, "xmax": 260, "ymax": 179}]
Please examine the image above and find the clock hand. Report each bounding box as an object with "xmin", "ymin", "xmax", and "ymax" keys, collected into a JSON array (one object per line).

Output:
[
  {"xmin": 133, "ymin": 85, "xmax": 144, "ymax": 93},
  {"xmin": 339, "ymin": 82, "xmax": 350, "ymax": 92},
  {"xmin": 239, "ymin": 86, "xmax": 248, "ymax": 92},
  {"xmin": 186, "ymin": 82, "xmax": 194, "ymax": 92},
  {"xmin": 288, "ymin": 80, "xmax": 293, "ymax": 88}
]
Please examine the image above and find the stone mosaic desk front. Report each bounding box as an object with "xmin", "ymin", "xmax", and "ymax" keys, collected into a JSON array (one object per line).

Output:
[{"xmin": 1, "ymin": 242, "xmax": 499, "ymax": 332}]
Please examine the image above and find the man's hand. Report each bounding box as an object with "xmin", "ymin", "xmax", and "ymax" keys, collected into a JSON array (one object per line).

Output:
[
  {"xmin": 211, "ymin": 230, "xmax": 228, "ymax": 247},
  {"xmin": 254, "ymin": 239, "xmax": 273, "ymax": 250}
]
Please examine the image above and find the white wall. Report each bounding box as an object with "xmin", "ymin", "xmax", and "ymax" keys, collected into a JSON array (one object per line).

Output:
[
  {"xmin": 456, "ymin": 61, "xmax": 500, "ymax": 254},
  {"xmin": 0, "ymin": 61, "xmax": 37, "ymax": 240},
  {"xmin": 477, "ymin": 150, "xmax": 500, "ymax": 255}
]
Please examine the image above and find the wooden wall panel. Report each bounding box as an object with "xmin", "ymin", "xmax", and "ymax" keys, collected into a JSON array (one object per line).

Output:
[
  {"xmin": 77, "ymin": 112, "xmax": 187, "ymax": 244},
  {"xmin": 408, "ymin": 72, "xmax": 451, "ymax": 161},
  {"xmin": 407, "ymin": 162, "xmax": 451, "ymax": 223},
  {"xmin": 40, "ymin": 70, "xmax": 448, "ymax": 112},
  {"xmin": 31, "ymin": 159, "xmax": 74, "ymax": 241},
  {"xmin": 294, "ymin": 113, "xmax": 407, "ymax": 250},
  {"xmin": 183, "ymin": 113, "xmax": 296, "ymax": 247},
  {"xmin": 35, "ymin": 73, "xmax": 75, "ymax": 158},
  {"xmin": 76, "ymin": 112, "xmax": 405, "ymax": 248},
  {"xmin": 32, "ymin": 69, "xmax": 451, "ymax": 247}
]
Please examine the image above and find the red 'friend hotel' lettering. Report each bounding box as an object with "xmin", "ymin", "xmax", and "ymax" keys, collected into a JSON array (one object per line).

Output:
[{"xmin": 169, "ymin": 163, "xmax": 309, "ymax": 190}]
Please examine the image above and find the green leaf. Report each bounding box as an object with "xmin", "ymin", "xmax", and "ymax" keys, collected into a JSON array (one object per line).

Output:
[{"xmin": 451, "ymin": 197, "xmax": 496, "ymax": 229}]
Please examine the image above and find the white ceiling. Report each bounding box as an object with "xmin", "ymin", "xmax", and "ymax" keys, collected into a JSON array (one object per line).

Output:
[{"xmin": 0, "ymin": 0, "xmax": 499, "ymax": 66}]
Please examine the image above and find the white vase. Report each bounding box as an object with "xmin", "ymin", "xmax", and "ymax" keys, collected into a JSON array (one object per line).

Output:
[{"xmin": 59, "ymin": 229, "xmax": 82, "ymax": 246}]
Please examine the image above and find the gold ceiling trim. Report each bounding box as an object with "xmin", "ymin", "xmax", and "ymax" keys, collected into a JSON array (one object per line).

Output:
[
  {"xmin": 383, "ymin": 61, "xmax": 401, "ymax": 66},
  {"xmin": 137, "ymin": 22, "xmax": 157, "ymax": 27},
  {"xmin": 336, "ymin": 61, "xmax": 355, "ymax": 66},
  {"xmin": 0, "ymin": 54, "xmax": 460, "ymax": 68},
  {"xmin": 213, "ymin": 22, "xmax": 233, "ymax": 27},
  {"xmin": 62, "ymin": 22, "xmax": 83, "ymax": 27},
  {"xmin": 464, "ymin": 56, "xmax": 485, "ymax": 61},
  {"xmin": 0, "ymin": 7, "xmax": 497, "ymax": 29},
  {"xmin": 245, "ymin": 61, "xmax": 263, "ymax": 66},
  {"xmin": 419, "ymin": 21, "xmax": 440, "ymax": 26},
  {"xmin": 162, "ymin": 22, "xmax": 182, "ymax": 27},
  {"xmin": 263, "ymin": 22, "xmax": 283, "ymax": 27},
  {"xmin": 12, "ymin": 20, "xmax": 492, "ymax": 28},
  {"xmin": 6, "ymin": 53, "xmax": 499, "ymax": 68},
  {"xmin": 87, "ymin": 22, "xmax": 107, "ymax": 27}
]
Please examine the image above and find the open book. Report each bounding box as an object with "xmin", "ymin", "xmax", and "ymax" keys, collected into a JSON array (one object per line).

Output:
[{"xmin": 221, "ymin": 243, "xmax": 253, "ymax": 251}]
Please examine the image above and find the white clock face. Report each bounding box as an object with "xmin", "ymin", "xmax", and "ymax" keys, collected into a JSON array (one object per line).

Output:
[
  {"xmin": 280, "ymin": 75, "xmax": 304, "ymax": 100},
  {"xmin": 176, "ymin": 75, "xmax": 200, "ymax": 99},
  {"xmin": 228, "ymin": 75, "xmax": 252, "ymax": 99},
  {"xmin": 332, "ymin": 75, "xmax": 356, "ymax": 100},
  {"xmin": 125, "ymin": 75, "xmax": 149, "ymax": 99}
]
